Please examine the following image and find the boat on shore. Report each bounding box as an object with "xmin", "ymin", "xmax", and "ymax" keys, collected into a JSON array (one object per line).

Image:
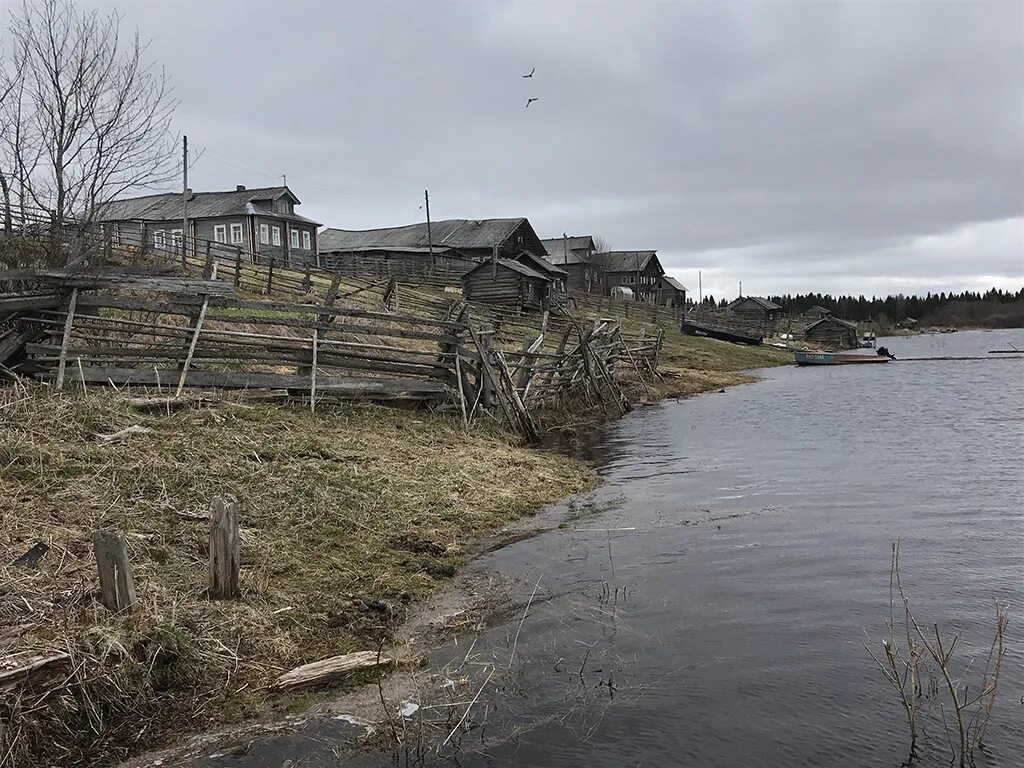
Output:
[
  {"xmin": 795, "ymin": 350, "xmax": 893, "ymax": 366},
  {"xmin": 682, "ymin": 319, "xmax": 763, "ymax": 346}
]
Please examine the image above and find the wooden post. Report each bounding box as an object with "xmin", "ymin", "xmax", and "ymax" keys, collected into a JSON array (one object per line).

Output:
[
  {"xmin": 303, "ymin": 261, "xmax": 312, "ymax": 293},
  {"xmin": 176, "ymin": 297, "xmax": 209, "ymax": 396},
  {"xmin": 92, "ymin": 530, "xmax": 137, "ymax": 613},
  {"xmin": 139, "ymin": 224, "xmax": 150, "ymax": 260},
  {"xmin": 266, "ymin": 256, "xmax": 275, "ymax": 295},
  {"xmin": 310, "ymin": 329, "xmax": 318, "ymax": 413},
  {"xmin": 479, "ymin": 327, "xmax": 494, "ymax": 409},
  {"xmin": 55, "ymin": 288, "xmax": 79, "ymax": 391},
  {"xmin": 234, "ymin": 246, "xmax": 243, "ymax": 288},
  {"xmin": 209, "ymin": 496, "xmax": 240, "ymax": 599},
  {"xmin": 203, "ymin": 241, "xmax": 214, "ymax": 278}
]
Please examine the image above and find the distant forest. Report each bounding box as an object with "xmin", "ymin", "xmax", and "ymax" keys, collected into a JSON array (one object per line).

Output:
[{"xmin": 698, "ymin": 288, "xmax": 1024, "ymax": 328}]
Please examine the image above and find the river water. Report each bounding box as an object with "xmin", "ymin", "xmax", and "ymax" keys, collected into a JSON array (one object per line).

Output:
[{"xmin": 197, "ymin": 329, "xmax": 1024, "ymax": 768}]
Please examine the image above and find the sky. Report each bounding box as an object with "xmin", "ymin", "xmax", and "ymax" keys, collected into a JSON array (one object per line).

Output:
[{"xmin": 17, "ymin": 0, "xmax": 1023, "ymax": 301}]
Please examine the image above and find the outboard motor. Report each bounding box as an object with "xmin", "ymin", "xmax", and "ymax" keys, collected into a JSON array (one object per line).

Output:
[{"xmin": 877, "ymin": 346, "xmax": 894, "ymax": 359}]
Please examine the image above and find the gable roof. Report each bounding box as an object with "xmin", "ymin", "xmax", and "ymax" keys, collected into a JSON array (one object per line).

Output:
[
  {"xmin": 540, "ymin": 236, "xmax": 595, "ymax": 265},
  {"xmin": 96, "ymin": 186, "xmax": 320, "ymax": 225},
  {"xmin": 516, "ymin": 251, "xmax": 567, "ymax": 277},
  {"xmin": 591, "ymin": 250, "xmax": 659, "ymax": 273},
  {"xmin": 807, "ymin": 305, "xmax": 831, "ymax": 314},
  {"xmin": 319, "ymin": 218, "xmax": 545, "ymax": 254},
  {"xmin": 728, "ymin": 296, "xmax": 782, "ymax": 311},
  {"xmin": 661, "ymin": 276, "xmax": 688, "ymax": 292},
  {"xmin": 463, "ymin": 258, "xmax": 550, "ymax": 282},
  {"xmin": 804, "ymin": 316, "xmax": 857, "ymax": 332}
]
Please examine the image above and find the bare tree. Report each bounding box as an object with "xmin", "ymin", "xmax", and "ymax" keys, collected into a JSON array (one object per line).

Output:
[
  {"xmin": 3, "ymin": 0, "xmax": 178, "ymax": 230},
  {"xmin": 593, "ymin": 235, "xmax": 611, "ymax": 253}
]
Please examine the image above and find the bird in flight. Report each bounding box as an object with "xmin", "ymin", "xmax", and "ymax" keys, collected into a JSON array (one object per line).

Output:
[
  {"xmin": 525, "ymin": 97, "xmax": 539, "ymax": 108},
  {"xmin": 523, "ymin": 67, "xmax": 535, "ymax": 78}
]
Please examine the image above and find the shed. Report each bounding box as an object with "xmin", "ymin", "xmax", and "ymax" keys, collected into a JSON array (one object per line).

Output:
[
  {"xmin": 806, "ymin": 305, "xmax": 832, "ymax": 320},
  {"xmin": 803, "ymin": 316, "xmax": 859, "ymax": 349},
  {"xmin": 726, "ymin": 296, "xmax": 782, "ymax": 332},
  {"xmin": 655, "ymin": 276, "xmax": 688, "ymax": 308},
  {"xmin": 461, "ymin": 259, "xmax": 552, "ymax": 310}
]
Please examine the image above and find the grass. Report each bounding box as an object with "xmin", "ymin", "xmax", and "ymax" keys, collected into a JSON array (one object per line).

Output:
[{"xmin": 0, "ymin": 386, "xmax": 597, "ymax": 767}]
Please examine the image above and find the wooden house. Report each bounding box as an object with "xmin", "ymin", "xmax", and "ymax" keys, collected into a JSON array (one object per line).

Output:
[
  {"xmin": 726, "ymin": 296, "xmax": 783, "ymax": 333},
  {"xmin": 540, "ymin": 235, "xmax": 601, "ymax": 292},
  {"xmin": 806, "ymin": 305, "xmax": 832, "ymax": 320},
  {"xmin": 515, "ymin": 251, "xmax": 568, "ymax": 299},
  {"xmin": 591, "ymin": 250, "xmax": 665, "ymax": 302},
  {"xmin": 803, "ymin": 316, "xmax": 859, "ymax": 349},
  {"xmin": 461, "ymin": 259, "xmax": 552, "ymax": 310},
  {"xmin": 654, "ymin": 276, "xmax": 688, "ymax": 308}
]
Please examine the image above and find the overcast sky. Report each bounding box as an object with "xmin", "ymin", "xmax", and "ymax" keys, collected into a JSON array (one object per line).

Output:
[{"xmin": 46, "ymin": 0, "xmax": 1024, "ymax": 299}]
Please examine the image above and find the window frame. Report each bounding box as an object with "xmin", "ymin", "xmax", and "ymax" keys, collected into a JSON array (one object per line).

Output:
[
  {"xmin": 171, "ymin": 228, "xmax": 183, "ymax": 249},
  {"xmin": 302, "ymin": 231, "xmax": 311, "ymax": 251},
  {"xmin": 229, "ymin": 223, "xmax": 244, "ymax": 245},
  {"xmin": 259, "ymin": 223, "xmax": 270, "ymax": 245},
  {"xmin": 154, "ymin": 230, "xmax": 166, "ymax": 248},
  {"xmin": 290, "ymin": 229, "xmax": 300, "ymax": 249},
  {"xmin": 272, "ymin": 226, "xmax": 281, "ymax": 246},
  {"xmin": 213, "ymin": 224, "xmax": 227, "ymax": 244}
]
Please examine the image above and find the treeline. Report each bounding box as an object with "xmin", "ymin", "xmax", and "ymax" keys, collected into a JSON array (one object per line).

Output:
[{"xmin": 769, "ymin": 288, "xmax": 1024, "ymax": 327}]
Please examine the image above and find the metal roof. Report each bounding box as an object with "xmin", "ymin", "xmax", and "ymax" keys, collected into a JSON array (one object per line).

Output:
[
  {"xmin": 540, "ymin": 236, "xmax": 595, "ymax": 265},
  {"xmin": 661, "ymin": 276, "xmax": 689, "ymax": 292},
  {"xmin": 96, "ymin": 186, "xmax": 321, "ymax": 225},
  {"xmin": 591, "ymin": 250, "xmax": 658, "ymax": 273},
  {"xmin": 320, "ymin": 218, "xmax": 539, "ymax": 253}
]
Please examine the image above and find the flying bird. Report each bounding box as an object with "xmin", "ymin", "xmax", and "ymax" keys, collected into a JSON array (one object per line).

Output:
[
  {"xmin": 526, "ymin": 97, "xmax": 539, "ymax": 108},
  {"xmin": 522, "ymin": 67, "xmax": 535, "ymax": 78}
]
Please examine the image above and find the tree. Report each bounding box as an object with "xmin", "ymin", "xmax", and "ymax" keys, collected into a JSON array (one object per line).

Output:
[
  {"xmin": 2, "ymin": 0, "xmax": 178, "ymax": 231},
  {"xmin": 592, "ymin": 235, "xmax": 611, "ymax": 253}
]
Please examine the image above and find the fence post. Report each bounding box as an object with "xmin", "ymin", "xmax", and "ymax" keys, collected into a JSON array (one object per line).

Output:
[
  {"xmin": 234, "ymin": 246, "xmax": 243, "ymax": 288},
  {"xmin": 139, "ymin": 224, "xmax": 150, "ymax": 261},
  {"xmin": 92, "ymin": 529, "xmax": 137, "ymax": 613},
  {"xmin": 480, "ymin": 327, "xmax": 494, "ymax": 409},
  {"xmin": 266, "ymin": 256, "xmax": 275, "ymax": 295},
  {"xmin": 209, "ymin": 496, "xmax": 240, "ymax": 599},
  {"xmin": 55, "ymin": 288, "xmax": 79, "ymax": 391},
  {"xmin": 303, "ymin": 261, "xmax": 312, "ymax": 293}
]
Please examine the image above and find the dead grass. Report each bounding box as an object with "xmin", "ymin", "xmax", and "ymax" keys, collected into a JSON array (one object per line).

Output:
[{"xmin": 0, "ymin": 385, "xmax": 596, "ymax": 767}]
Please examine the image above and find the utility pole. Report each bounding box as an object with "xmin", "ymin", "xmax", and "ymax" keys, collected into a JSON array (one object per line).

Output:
[
  {"xmin": 424, "ymin": 189, "xmax": 434, "ymax": 270},
  {"xmin": 699, "ymin": 270, "xmax": 702, "ymax": 306},
  {"xmin": 563, "ymin": 231, "xmax": 569, "ymax": 288},
  {"xmin": 739, "ymin": 280, "xmax": 742, "ymax": 298},
  {"xmin": 182, "ymin": 135, "xmax": 188, "ymax": 259}
]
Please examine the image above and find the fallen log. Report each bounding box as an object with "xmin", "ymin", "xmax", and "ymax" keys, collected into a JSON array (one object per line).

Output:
[
  {"xmin": 0, "ymin": 653, "xmax": 71, "ymax": 690},
  {"xmin": 273, "ymin": 650, "xmax": 394, "ymax": 691}
]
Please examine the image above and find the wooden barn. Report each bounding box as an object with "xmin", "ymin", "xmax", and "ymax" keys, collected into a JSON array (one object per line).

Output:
[
  {"xmin": 461, "ymin": 259, "xmax": 553, "ymax": 310},
  {"xmin": 806, "ymin": 305, "xmax": 832, "ymax": 320},
  {"xmin": 803, "ymin": 316, "xmax": 859, "ymax": 349},
  {"xmin": 726, "ymin": 296, "xmax": 782, "ymax": 333}
]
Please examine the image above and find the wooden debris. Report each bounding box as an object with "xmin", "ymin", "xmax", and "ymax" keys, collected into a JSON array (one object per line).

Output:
[
  {"xmin": 272, "ymin": 650, "xmax": 394, "ymax": 691},
  {"xmin": 9, "ymin": 542, "xmax": 49, "ymax": 569},
  {"xmin": 209, "ymin": 496, "xmax": 240, "ymax": 599},
  {"xmin": 92, "ymin": 529, "xmax": 137, "ymax": 614},
  {"xmin": 0, "ymin": 653, "xmax": 72, "ymax": 690}
]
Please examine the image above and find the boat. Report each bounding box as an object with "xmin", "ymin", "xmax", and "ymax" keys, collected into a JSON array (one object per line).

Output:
[
  {"xmin": 794, "ymin": 350, "xmax": 893, "ymax": 366},
  {"xmin": 682, "ymin": 319, "xmax": 763, "ymax": 346}
]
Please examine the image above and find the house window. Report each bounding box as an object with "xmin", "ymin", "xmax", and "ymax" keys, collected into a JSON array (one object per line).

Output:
[
  {"xmin": 260, "ymin": 223, "xmax": 269, "ymax": 245},
  {"xmin": 230, "ymin": 223, "xmax": 243, "ymax": 244},
  {"xmin": 302, "ymin": 231, "xmax": 311, "ymax": 250},
  {"xmin": 213, "ymin": 224, "xmax": 227, "ymax": 243},
  {"xmin": 290, "ymin": 229, "xmax": 299, "ymax": 248},
  {"xmin": 154, "ymin": 230, "xmax": 166, "ymax": 248},
  {"xmin": 171, "ymin": 229, "xmax": 183, "ymax": 249},
  {"xmin": 629, "ymin": 276, "xmax": 636, "ymax": 284},
  {"xmin": 272, "ymin": 226, "xmax": 281, "ymax": 246}
]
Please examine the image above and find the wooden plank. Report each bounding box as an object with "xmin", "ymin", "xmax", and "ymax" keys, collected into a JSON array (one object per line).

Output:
[
  {"xmin": 176, "ymin": 296, "xmax": 209, "ymax": 397},
  {"xmin": 310, "ymin": 330, "xmax": 318, "ymax": 413},
  {"xmin": 0, "ymin": 653, "xmax": 71, "ymax": 690},
  {"xmin": 272, "ymin": 650, "xmax": 394, "ymax": 691},
  {"xmin": 209, "ymin": 496, "xmax": 240, "ymax": 599},
  {"xmin": 0, "ymin": 294, "xmax": 62, "ymax": 313},
  {"xmin": 55, "ymin": 288, "xmax": 79, "ymax": 391},
  {"xmin": 91, "ymin": 529, "xmax": 137, "ymax": 614}
]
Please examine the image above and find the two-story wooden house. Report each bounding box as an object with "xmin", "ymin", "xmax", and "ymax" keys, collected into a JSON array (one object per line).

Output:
[
  {"xmin": 591, "ymin": 250, "xmax": 666, "ymax": 302},
  {"xmin": 540, "ymin": 235, "xmax": 601, "ymax": 292},
  {"xmin": 96, "ymin": 185, "xmax": 321, "ymax": 267}
]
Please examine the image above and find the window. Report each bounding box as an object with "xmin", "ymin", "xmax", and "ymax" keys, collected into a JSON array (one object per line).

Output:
[
  {"xmin": 260, "ymin": 223, "xmax": 269, "ymax": 245},
  {"xmin": 302, "ymin": 231, "xmax": 311, "ymax": 250},
  {"xmin": 272, "ymin": 226, "xmax": 281, "ymax": 246},
  {"xmin": 154, "ymin": 230, "xmax": 166, "ymax": 248},
  {"xmin": 230, "ymin": 223, "xmax": 243, "ymax": 244},
  {"xmin": 629, "ymin": 276, "xmax": 636, "ymax": 284},
  {"xmin": 213, "ymin": 224, "xmax": 227, "ymax": 243},
  {"xmin": 290, "ymin": 229, "xmax": 299, "ymax": 248},
  {"xmin": 171, "ymin": 229, "xmax": 183, "ymax": 249}
]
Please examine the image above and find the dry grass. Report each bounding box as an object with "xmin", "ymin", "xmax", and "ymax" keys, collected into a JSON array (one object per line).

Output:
[{"xmin": 0, "ymin": 385, "xmax": 596, "ymax": 767}]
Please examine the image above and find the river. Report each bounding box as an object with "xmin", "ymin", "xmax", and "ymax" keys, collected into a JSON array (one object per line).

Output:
[{"xmin": 198, "ymin": 329, "xmax": 1024, "ymax": 768}]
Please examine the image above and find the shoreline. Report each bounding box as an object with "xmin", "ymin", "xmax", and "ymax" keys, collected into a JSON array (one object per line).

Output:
[{"xmin": 1, "ymin": 338, "xmax": 789, "ymax": 768}]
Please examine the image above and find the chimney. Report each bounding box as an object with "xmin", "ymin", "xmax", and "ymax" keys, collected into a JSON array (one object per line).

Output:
[{"xmin": 236, "ymin": 185, "xmax": 246, "ymax": 191}]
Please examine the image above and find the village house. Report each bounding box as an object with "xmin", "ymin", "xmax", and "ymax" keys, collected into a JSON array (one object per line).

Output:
[
  {"xmin": 96, "ymin": 185, "xmax": 320, "ymax": 267},
  {"xmin": 540, "ymin": 235, "xmax": 601, "ymax": 292},
  {"xmin": 726, "ymin": 295, "xmax": 783, "ymax": 333},
  {"xmin": 803, "ymin": 316, "xmax": 859, "ymax": 349},
  {"xmin": 806, "ymin": 305, "xmax": 832, "ymax": 320},
  {"xmin": 654, "ymin": 275, "xmax": 688, "ymax": 308},
  {"xmin": 461, "ymin": 258, "xmax": 554, "ymax": 310},
  {"xmin": 318, "ymin": 218, "xmax": 548, "ymax": 274},
  {"xmin": 590, "ymin": 250, "xmax": 665, "ymax": 302}
]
